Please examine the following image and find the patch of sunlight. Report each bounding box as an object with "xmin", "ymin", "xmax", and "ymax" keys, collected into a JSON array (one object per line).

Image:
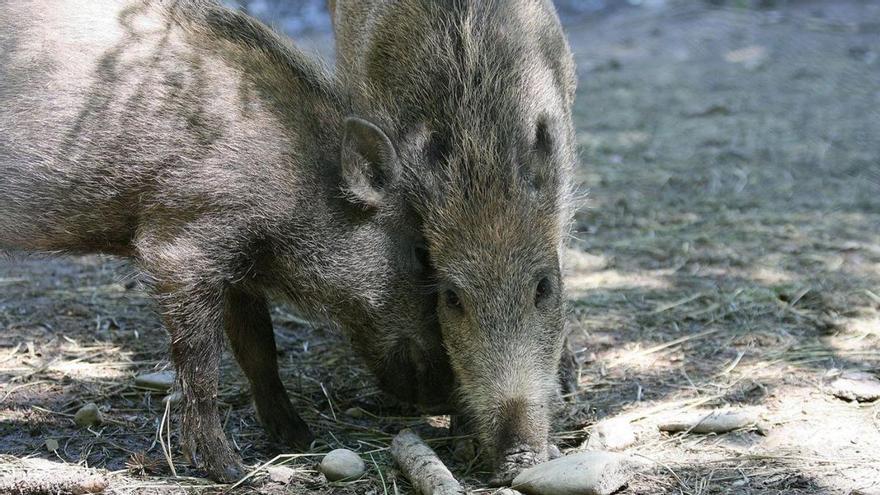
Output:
[
  {"xmin": 604, "ymin": 345, "xmax": 680, "ymax": 371},
  {"xmin": 725, "ymin": 45, "xmax": 766, "ymax": 64},
  {"xmin": 41, "ymin": 340, "xmax": 135, "ymax": 379},
  {"xmin": 567, "ymin": 269, "xmax": 670, "ymax": 293},
  {"xmin": 576, "ymin": 130, "xmax": 651, "ymax": 153},
  {"xmin": 747, "ymin": 266, "xmax": 794, "ymax": 285},
  {"xmin": 0, "ymin": 409, "xmax": 29, "ymax": 422},
  {"xmin": 758, "ymin": 384, "xmax": 880, "ymax": 494},
  {"xmin": 847, "ymin": 315, "xmax": 880, "ymax": 337},
  {"xmin": 820, "ymin": 332, "xmax": 880, "ymax": 358},
  {"xmin": 426, "ymin": 416, "xmax": 450, "ymax": 429},
  {"xmin": 563, "ymin": 248, "xmax": 608, "ymax": 273},
  {"xmin": 48, "ymin": 360, "xmax": 131, "ymax": 379}
]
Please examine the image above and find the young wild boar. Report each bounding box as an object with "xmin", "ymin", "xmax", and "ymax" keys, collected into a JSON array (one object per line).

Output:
[
  {"xmin": 329, "ymin": 0, "xmax": 578, "ymax": 484},
  {"xmin": 0, "ymin": 0, "xmax": 455, "ymax": 481}
]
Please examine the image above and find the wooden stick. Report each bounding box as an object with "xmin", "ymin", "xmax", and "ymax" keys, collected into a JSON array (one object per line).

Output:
[
  {"xmin": 390, "ymin": 429, "xmax": 465, "ymax": 495},
  {"xmin": 0, "ymin": 473, "xmax": 107, "ymax": 494}
]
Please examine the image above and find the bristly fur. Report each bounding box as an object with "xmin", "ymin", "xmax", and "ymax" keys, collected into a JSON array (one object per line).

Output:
[
  {"xmin": 1, "ymin": 0, "xmax": 455, "ymax": 481},
  {"xmin": 331, "ymin": 0, "xmax": 578, "ymax": 482}
]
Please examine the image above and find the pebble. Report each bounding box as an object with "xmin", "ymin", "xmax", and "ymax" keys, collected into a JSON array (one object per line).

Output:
[
  {"xmin": 74, "ymin": 403, "xmax": 103, "ymax": 428},
  {"xmin": 512, "ymin": 451, "xmax": 643, "ymax": 495},
  {"xmin": 319, "ymin": 449, "xmax": 365, "ymax": 482},
  {"xmin": 267, "ymin": 465, "xmax": 296, "ymax": 484},
  {"xmin": 162, "ymin": 392, "xmax": 182, "ymax": 406},
  {"xmin": 658, "ymin": 408, "xmax": 758, "ymax": 434},
  {"xmin": 344, "ymin": 407, "xmax": 364, "ymax": 418},
  {"xmin": 828, "ymin": 371, "xmax": 880, "ymax": 402},
  {"xmin": 135, "ymin": 370, "xmax": 176, "ymax": 392},
  {"xmin": 585, "ymin": 418, "xmax": 637, "ymax": 451}
]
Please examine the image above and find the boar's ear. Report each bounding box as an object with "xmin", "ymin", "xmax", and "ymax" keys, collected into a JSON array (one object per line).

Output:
[{"xmin": 341, "ymin": 116, "xmax": 400, "ymax": 208}]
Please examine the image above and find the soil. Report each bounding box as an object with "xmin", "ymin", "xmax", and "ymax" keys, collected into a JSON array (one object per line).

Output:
[{"xmin": 2, "ymin": 1, "xmax": 879, "ymax": 493}]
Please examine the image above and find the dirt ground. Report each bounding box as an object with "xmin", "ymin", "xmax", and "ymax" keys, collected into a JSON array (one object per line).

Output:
[{"xmin": 1, "ymin": 1, "xmax": 879, "ymax": 493}]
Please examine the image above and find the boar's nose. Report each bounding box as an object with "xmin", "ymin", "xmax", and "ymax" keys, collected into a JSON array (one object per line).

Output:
[
  {"xmin": 490, "ymin": 397, "xmax": 549, "ymax": 486},
  {"xmin": 496, "ymin": 398, "xmax": 547, "ymax": 450}
]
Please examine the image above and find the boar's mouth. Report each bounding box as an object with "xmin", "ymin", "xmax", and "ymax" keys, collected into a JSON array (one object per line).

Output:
[
  {"xmin": 373, "ymin": 348, "xmax": 456, "ymax": 411},
  {"xmin": 489, "ymin": 444, "xmax": 548, "ymax": 486}
]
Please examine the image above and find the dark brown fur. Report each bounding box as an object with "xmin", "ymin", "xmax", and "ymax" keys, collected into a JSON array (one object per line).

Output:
[
  {"xmin": 0, "ymin": 0, "xmax": 454, "ymax": 481},
  {"xmin": 330, "ymin": 0, "xmax": 578, "ymax": 484}
]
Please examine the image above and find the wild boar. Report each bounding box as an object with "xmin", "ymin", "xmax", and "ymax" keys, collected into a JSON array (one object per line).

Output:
[
  {"xmin": 0, "ymin": 0, "xmax": 454, "ymax": 481},
  {"xmin": 329, "ymin": 0, "xmax": 579, "ymax": 484}
]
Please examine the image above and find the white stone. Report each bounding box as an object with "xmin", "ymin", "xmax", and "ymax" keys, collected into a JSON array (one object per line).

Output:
[
  {"xmin": 320, "ymin": 448, "xmax": 365, "ymax": 482},
  {"xmin": 74, "ymin": 403, "xmax": 103, "ymax": 428},
  {"xmin": 135, "ymin": 370, "xmax": 176, "ymax": 392},
  {"xmin": 512, "ymin": 451, "xmax": 642, "ymax": 495},
  {"xmin": 828, "ymin": 371, "xmax": 880, "ymax": 402}
]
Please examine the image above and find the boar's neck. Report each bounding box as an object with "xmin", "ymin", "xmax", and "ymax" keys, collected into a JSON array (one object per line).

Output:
[{"xmin": 169, "ymin": 7, "xmax": 376, "ymax": 325}]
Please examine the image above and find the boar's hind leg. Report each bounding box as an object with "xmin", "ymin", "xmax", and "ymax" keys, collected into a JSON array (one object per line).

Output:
[{"xmin": 224, "ymin": 288, "xmax": 314, "ymax": 449}]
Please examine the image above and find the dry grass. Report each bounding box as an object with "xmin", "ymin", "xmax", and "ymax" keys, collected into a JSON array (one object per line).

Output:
[{"xmin": 2, "ymin": 0, "xmax": 880, "ymax": 493}]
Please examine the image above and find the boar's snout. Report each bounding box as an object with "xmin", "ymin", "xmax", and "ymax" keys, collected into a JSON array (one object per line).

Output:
[{"xmin": 488, "ymin": 397, "xmax": 550, "ymax": 485}]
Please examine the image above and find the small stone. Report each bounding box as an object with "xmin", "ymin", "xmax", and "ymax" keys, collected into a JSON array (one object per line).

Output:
[
  {"xmin": 828, "ymin": 371, "xmax": 880, "ymax": 402},
  {"xmin": 319, "ymin": 448, "xmax": 365, "ymax": 482},
  {"xmin": 512, "ymin": 451, "xmax": 643, "ymax": 495},
  {"xmin": 135, "ymin": 370, "xmax": 176, "ymax": 392},
  {"xmin": 344, "ymin": 407, "xmax": 364, "ymax": 418},
  {"xmin": 162, "ymin": 392, "xmax": 182, "ymax": 406},
  {"xmin": 755, "ymin": 420, "xmax": 772, "ymax": 436},
  {"xmin": 585, "ymin": 418, "xmax": 637, "ymax": 451},
  {"xmin": 267, "ymin": 465, "xmax": 296, "ymax": 484},
  {"xmin": 74, "ymin": 403, "xmax": 103, "ymax": 428}
]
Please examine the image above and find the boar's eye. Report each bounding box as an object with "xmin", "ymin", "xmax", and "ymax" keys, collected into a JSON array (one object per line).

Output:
[
  {"xmin": 426, "ymin": 133, "xmax": 451, "ymax": 164},
  {"xmin": 444, "ymin": 289, "xmax": 463, "ymax": 312},
  {"xmin": 535, "ymin": 277, "xmax": 553, "ymax": 307},
  {"xmin": 413, "ymin": 244, "xmax": 432, "ymax": 273}
]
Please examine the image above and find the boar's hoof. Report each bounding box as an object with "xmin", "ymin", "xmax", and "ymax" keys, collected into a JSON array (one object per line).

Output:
[
  {"xmin": 262, "ymin": 414, "xmax": 314, "ymax": 449},
  {"xmin": 489, "ymin": 446, "xmax": 547, "ymax": 487},
  {"xmin": 217, "ymin": 463, "xmax": 246, "ymax": 484},
  {"xmin": 181, "ymin": 424, "xmax": 245, "ymax": 483},
  {"xmin": 190, "ymin": 445, "xmax": 245, "ymax": 483},
  {"xmin": 256, "ymin": 399, "xmax": 315, "ymax": 449}
]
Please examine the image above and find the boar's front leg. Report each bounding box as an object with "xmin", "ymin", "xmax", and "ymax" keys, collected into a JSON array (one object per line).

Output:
[
  {"xmin": 141, "ymin": 239, "xmax": 244, "ymax": 482},
  {"xmin": 223, "ymin": 288, "xmax": 314, "ymax": 449},
  {"xmin": 152, "ymin": 283, "xmax": 242, "ymax": 481}
]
